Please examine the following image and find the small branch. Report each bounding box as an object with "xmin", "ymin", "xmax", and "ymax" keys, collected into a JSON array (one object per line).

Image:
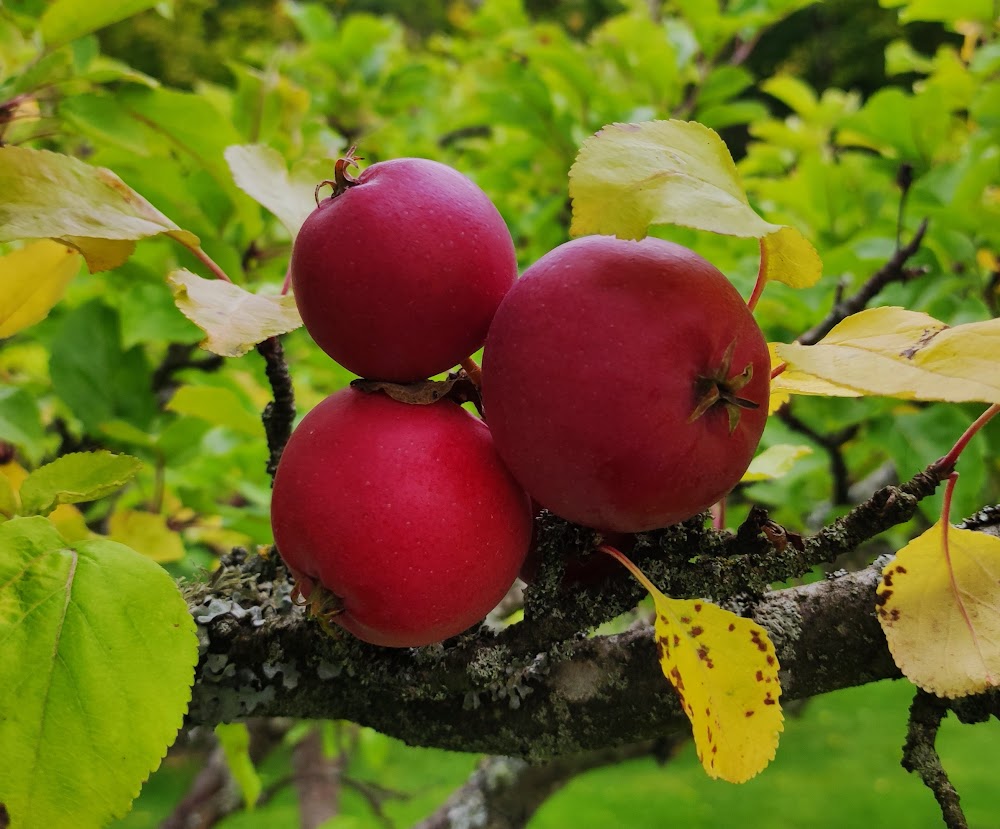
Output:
[
  {"xmin": 798, "ymin": 218, "xmax": 930, "ymax": 345},
  {"xmin": 901, "ymin": 691, "xmax": 968, "ymax": 829},
  {"xmin": 413, "ymin": 741, "xmax": 664, "ymax": 829},
  {"xmin": 292, "ymin": 728, "xmax": 344, "ymax": 829},
  {"xmin": 257, "ymin": 336, "xmax": 295, "ymax": 480},
  {"xmin": 777, "ymin": 406, "xmax": 859, "ymax": 506},
  {"xmin": 151, "ymin": 342, "xmax": 224, "ymax": 399}
]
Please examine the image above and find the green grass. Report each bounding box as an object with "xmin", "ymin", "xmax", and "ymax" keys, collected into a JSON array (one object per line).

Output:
[{"xmin": 113, "ymin": 680, "xmax": 1000, "ymax": 828}]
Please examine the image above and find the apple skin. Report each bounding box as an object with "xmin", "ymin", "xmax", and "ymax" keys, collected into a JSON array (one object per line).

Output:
[
  {"xmin": 290, "ymin": 157, "xmax": 517, "ymax": 382},
  {"xmin": 482, "ymin": 235, "xmax": 769, "ymax": 533},
  {"xmin": 270, "ymin": 388, "xmax": 533, "ymax": 647}
]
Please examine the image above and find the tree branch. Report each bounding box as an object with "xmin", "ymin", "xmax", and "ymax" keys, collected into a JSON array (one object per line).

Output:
[{"xmin": 902, "ymin": 691, "xmax": 968, "ymax": 829}]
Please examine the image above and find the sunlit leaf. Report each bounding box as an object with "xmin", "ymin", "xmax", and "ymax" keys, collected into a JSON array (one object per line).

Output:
[
  {"xmin": 0, "ymin": 517, "xmax": 198, "ymax": 828},
  {"xmin": 18, "ymin": 451, "xmax": 143, "ymax": 516},
  {"xmin": 0, "ymin": 146, "xmax": 198, "ymax": 272},
  {"xmin": 605, "ymin": 548, "xmax": 783, "ymax": 782},
  {"xmin": 167, "ymin": 385, "xmax": 264, "ymax": 437},
  {"xmin": 40, "ymin": 0, "xmax": 161, "ymax": 48},
  {"xmin": 216, "ymin": 723, "xmax": 262, "ymax": 810},
  {"xmin": 774, "ymin": 307, "xmax": 1000, "ymax": 403},
  {"xmin": 168, "ymin": 269, "xmax": 302, "ymax": 357},
  {"xmin": 760, "ymin": 227, "xmax": 822, "ymax": 289},
  {"xmin": 569, "ymin": 120, "xmax": 780, "ymax": 240},
  {"xmin": 741, "ymin": 444, "xmax": 813, "ymax": 482},
  {"xmin": 0, "ymin": 241, "xmax": 82, "ymax": 338},
  {"xmin": 877, "ymin": 522, "xmax": 1000, "ymax": 697},
  {"xmin": 1, "ymin": 462, "xmax": 91, "ymax": 540},
  {"xmin": 225, "ymin": 144, "xmax": 330, "ymax": 237},
  {"xmin": 108, "ymin": 509, "xmax": 185, "ymax": 563},
  {"xmin": 0, "ymin": 471, "xmax": 16, "ymax": 519}
]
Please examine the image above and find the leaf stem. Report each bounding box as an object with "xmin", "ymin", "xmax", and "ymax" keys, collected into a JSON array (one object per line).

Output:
[
  {"xmin": 598, "ymin": 545, "xmax": 659, "ymax": 597},
  {"xmin": 933, "ymin": 403, "xmax": 1000, "ymax": 475},
  {"xmin": 172, "ymin": 236, "xmax": 235, "ymax": 283},
  {"xmin": 747, "ymin": 238, "xmax": 767, "ymax": 312}
]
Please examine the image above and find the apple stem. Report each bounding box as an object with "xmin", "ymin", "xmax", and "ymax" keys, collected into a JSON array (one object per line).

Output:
[
  {"xmin": 747, "ymin": 238, "xmax": 768, "ymax": 312},
  {"xmin": 597, "ymin": 544, "xmax": 660, "ymax": 596},
  {"xmin": 461, "ymin": 356, "xmax": 483, "ymax": 388},
  {"xmin": 711, "ymin": 500, "xmax": 726, "ymax": 530},
  {"xmin": 315, "ymin": 145, "xmax": 363, "ymax": 203},
  {"xmin": 281, "ymin": 264, "xmax": 292, "ymax": 296},
  {"xmin": 933, "ymin": 403, "xmax": 1000, "ymax": 475}
]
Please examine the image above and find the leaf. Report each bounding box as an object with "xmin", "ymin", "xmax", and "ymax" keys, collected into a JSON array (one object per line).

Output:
[
  {"xmin": 225, "ymin": 144, "xmax": 329, "ymax": 237},
  {"xmin": 0, "ymin": 146, "xmax": 198, "ymax": 272},
  {"xmin": 49, "ymin": 300, "xmax": 159, "ymax": 432},
  {"xmin": 877, "ymin": 522, "xmax": 1000, "ymax": 697},
  {"xmin": 0, "ymin": 463, "xmax": 90, "ymax": 540},
  {"xmin": 741, "ymin": 444, "xmax": 813, "ymax": 482},
  {"xmin": 216, "ymin": 723, "xmax": 263, "ymax": 809},
  {"xmin": 0, "ymin": 471, "xmax": 16, "ymax": 519},
  {"xmin": 0, "ymin": 241, "xmax": 82, "ymax": 337},
  {"xmin": 166, "ymin": 385, "xmax": 264, "ymax": 437},
  {"xmin": 0, "ymin": 387, "xmax": 47, "ymax": 464},
  {"xmin": 0, "ymin": 516, "xmax": 198, "ymax": 828},
  {"xmin": 605, "ymin": 549, "xmax": 783, "ymax": 782},
  {"xmin": 569, "ymin": 120, "xmax": 780, "ymax": 240},
  {"xmin": 774, "ymin": 307, "xmax": 1000, "ymax": 403},
  {"xmin": 19, "ymin": 451, "xmax": 143, "ymax": 516},
  {"xmin": 760, "ymin": 227, "xmax": 823, "ymax": 289},
  {"xmin": 40, "ymin": 0, "xmax": 161, "ymax": 48},
  {"xmin": 168, "ymin": 269, "xmax": 302, "ymax": 357},
  {"xmin": 108, "ymin": 509, "xmax": 185, "ymax": 563}
]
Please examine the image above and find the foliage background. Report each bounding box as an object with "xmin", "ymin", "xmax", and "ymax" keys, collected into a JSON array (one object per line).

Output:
[{"xmin": 1, "ymin": 0, "xmax": 998, "ymax": 826}]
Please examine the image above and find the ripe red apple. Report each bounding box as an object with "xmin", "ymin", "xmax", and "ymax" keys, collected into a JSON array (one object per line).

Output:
[
  {"xmin": 481, "ymin": 235, "xmax": 769, "ymax": 533},
  {"xmin": 270, "ymin": 387, "xmax": 533, "ymax": 647},
  {"xmin": 290, "ymin": 152, "xmax": 517, "ymax": 382}
]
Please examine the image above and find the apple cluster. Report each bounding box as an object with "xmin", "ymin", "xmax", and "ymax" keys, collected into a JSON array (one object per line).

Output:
[{"xmin": 270, "ymin": 152, "xmax": 770, "ymax": 648}]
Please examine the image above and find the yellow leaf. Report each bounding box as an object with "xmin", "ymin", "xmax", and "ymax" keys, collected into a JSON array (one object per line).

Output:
[
  {"xmin": 605, "ymin": 548, "xmax": 783, "ymax": 782},
  {"xmin": 774, "ymin": 307, "xmax": 1000, "ymax": 403},
  {"xmin": 760, "ymin": 227, "xmax": 822, "ymax": 289},
  {"xmin": 767, "ymin": 343, "xmax": 790, "ymax": 414},
  {"xmin": 58, "ymin": 236, "xmax": 136, "ymax": 273},
  {"xmin": 0, "ymin": 241, "xmax": 82, "ymax": 337},
  {"xmin": 877, "ymin": 522, "xmax": 1000, "ymax": 697},
  {"xmin": 569, "ymin": 120, "xmax": 780, "ymax": 241},
  {"xmin": 168, "ymin": 268, "xmax": 302, "ymax": 357},
  {"xmin": 108, "ymin": 508, "xmax": 186, "ymax": 563},
  {"xmin": 741, "ymin": 444, "xmax": 813, "ymax": 483}
]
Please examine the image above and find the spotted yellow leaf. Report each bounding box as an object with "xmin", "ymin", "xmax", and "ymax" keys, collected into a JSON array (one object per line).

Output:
[
  {"xmin": 877, "ymin": 522, "xmax": 1000, "ymax": 697},
  {"xmin": 774, "ymin": 307, "xmax": 1000, "ymax": 403},
  {"xmin": 603, "ymin": 547, "xmax": 783, "ymax": 782},
  {"xmin": 0, "ymin": 241, "xmax": 82, "ymax": 338}
]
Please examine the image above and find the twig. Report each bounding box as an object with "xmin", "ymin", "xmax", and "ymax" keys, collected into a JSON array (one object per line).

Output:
[
  {"xmin": 292, "ymin": 728, "xmax": 344, "ymax": 829},
  {"xmin": 901, "ymin": 690, "xmax": 968, "ymax": 829},
  {"xmin": 798, "ymin": 218, "xmax": 930, "ymax": 345},
  {"xmin": 151, "ymin": 342, "xmax": 224, "ymax": 398},
  {"xmin": 777, "ymin": 407, "xmax": 859, "ymax": 505},
  {"xmin": 257, "ymin": 336, "xmax": 295, "ymax": 480}
]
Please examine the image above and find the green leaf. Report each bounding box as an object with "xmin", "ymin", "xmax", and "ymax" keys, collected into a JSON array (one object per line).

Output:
[
  {"xmin": 49, "ymin": 300, "xmax": 159, "ymax": 433},
  {"xmin": 0, "ymin": 517, "xmax": 198, "ymax": 829},
  {"xmin": 166, "ymin": 385, "xmax": 264, "ymax": 437},
  {"xmin": 0, "ymin": 386, "xmax": 47, "ymax": 465},
  {"xmin": 0, "ymin": 146, "xmax": 198, "ymax": 272},
  {"xmin": 168, "ymin": 269, "xmax": 302, "ymax": 358},
  {"xmin": 19, "ymin": 451, "xmax": 143, "ymax": 516},
  {"xmin": 569, "ymin": 120, "xmax": 780, "ymax": 240},
  {"xmin": 216, "ymin": 723, "xmax": 263, "ymax": 810},
  {"xmin": 40, "ymin": 0, "xmax": 161, "ymax": 48},
  {"xmin": 224, "ymin": 144, "xmax": 331, "ymax": 237}
]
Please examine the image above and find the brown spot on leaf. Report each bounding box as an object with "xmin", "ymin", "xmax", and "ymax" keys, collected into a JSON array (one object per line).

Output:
[
  {"xmin": 766, "ymin": 655, "xmax": 776, "ymax": 666},
  {"xmin": 680, "ymin": 616, "xmax": 691, "ymax": 625},
  {"xmin": 694, "ymin": 603, "xmax": 703, "ymax": 612},
  {"xmin": 673, "ymin": 634, "xmax": 681, "ymax": 647},
  {"xmin": 883, "ymin": 572, "xmax": 894, "ymax": 588},
  {"xmin": 745, "ymin": 710, "xmax": 755, "ymax": 718},
  {"xmin": 728, "ymin": 623, "xmax": 736, "ymax": 631},
  {"xmin": 750, "ymin": 630, "xmax": 768, "ymax": 652},
  {"xmin": 690, "ymin": 626, "xmax": 704, "ymax": 637},
  {"xmin": 900, "ymin": 328, "xmax": 944, "ymax": 359},
  {"xmin": 895, "ymin": 566, "xmax": 907, "ymax": 574},
  {"xmin": 755, "ymin": 670, "xmax": 764, "ymax": 682},
  {"xmin": 875, "ymin": 589, "xmax": 891, "ymax": 606},
  {"xmin": 764, "ymin": 693, "xmax": 776, "ymax": 705}
]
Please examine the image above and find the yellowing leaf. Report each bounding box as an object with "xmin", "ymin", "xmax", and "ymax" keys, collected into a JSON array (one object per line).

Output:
[
  {"xmin": 166, "ymin": 384, "xmax": 263, "ymax": 437},
  {"xmin": 877, "ymin": 522, "xmax": 1000, "ymax": 697},
  {"xmin": 741, "ymin": 444, "xmax": 813, "ymax": 482},
  {"xmin": 0, "ymin": 241, "xmax": 82, "ymax": 337},
  {"xmin": 569, "ymin": 120, "xmax": 780, "ymax": 241},
  {"xmin": 225, "ymin": 144, "xmax": 330, "ymax": 237},
  {"xmin": 2, "ymin": 461, "xmax": 93, "ymax": 539},
  {"xmin": 775, "ymin": 307, "xmax": 1000, "ymax": 403},
  {"xmin": 108, "ymin": 509, "xmax": 185, "ymax": 563},
  {"xmin": 767, "ymin": 343, "xmax": 790, "ymax": 414},
  {"xmin": 604, "ymin": 547, "xmax": 783, "ymax": 782},
  {"xmin": 0, "ymin": 146, "xmax": 198, "ymax": 272},
  {"xmin": 760, "ymin": 227, "xmax": 822, "ymax": 289},
  {"xmin": 168, "ymin": 269, "xmax": 302, "ymax": 357}
]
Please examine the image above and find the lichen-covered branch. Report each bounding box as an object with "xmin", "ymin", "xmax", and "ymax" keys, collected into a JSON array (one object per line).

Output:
[{"xmin": 902, "ymin": 691, "xmax": 968, "ymax": 829}]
